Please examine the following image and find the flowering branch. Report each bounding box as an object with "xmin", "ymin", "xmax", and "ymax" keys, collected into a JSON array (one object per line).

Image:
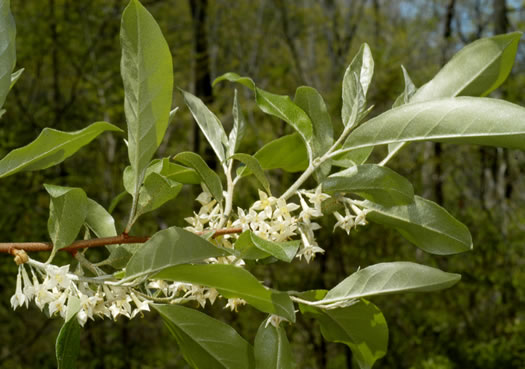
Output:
[{"xmin": 0, "ymin": 227, "xmax": 243, "ymax": 254}]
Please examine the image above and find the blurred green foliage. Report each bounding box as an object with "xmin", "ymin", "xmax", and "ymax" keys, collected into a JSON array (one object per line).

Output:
[{"xmin": 1, "ymin": 0, "xmax": 524, "ymax": 368}]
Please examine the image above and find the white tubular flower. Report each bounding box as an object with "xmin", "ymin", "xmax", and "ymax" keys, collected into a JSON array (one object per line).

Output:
[
  {"xmin": 44, "ymin": 265, "xmax": 71, "ymax": 290},
  {"xmin": 10, "ymin": 267, "xmax": 27, "ymax": 310},
  {"xmin": 205, "ymin": 288, "xmax": 219, "ymax": 305},
  {"xmin": 265, "ymin": 314, "xmax": 287, "ymax": 328},
  {"xmin": 48, "ymin": 291, "xmax": 68, "ymax": 318},
  {"xmin": 169, "ymin": 282, "xmax": 191, "ymax": 296},
  {"xmin": 232, "ymin": 208, "xmax": 253, "ymax": 231},
  {"xmin": 184, "ymin": 212, "xmax": 206, "ymax": 233},
  {"xmin": 34, "ymin": 282, "xmax": 54, "ymax": 311},
  {"xmin": 252, "ymin": 190, "xmax": 276, "ymax": 215},
  {"xmin": 109, "ymin": 296, "xmax": 132, "ymax": 320},
  {"xmin": 273, "ymin": 198, "xmax": 300, "ymax": 221},
  {"xmin": 130, "ymin": 292, "xmax": 150, "ymax": 318},
  {"xmin": 351, "ymin": 204, "xmax": 370, "ymax": 227},
  {"xmin": 21, "ymin": 266, "xmax": 35, "ymax": 302},
  {"xmin": 297, "ymin": 227, "xmax": 325, "ymax": 263},
  {"xmin": 224, "ymin": 298, "xmax": 246, "ymax": 312},
  {"xmin": 302, "ymin": 185, "xmax": 330, "ymax": 212},
  {"xmin": 298, "ymin": 193, "xmax": 322, "ymax": 224},
  {"xmin": 184, "ymin": 285, "xmax": 208, "ymax": 308},
  {"xmin": 147, "ymin": 280, "xmax": 170, "ymax": 295},
  {"xmin": 333, "ymin": 207, "xmax": 355, "ymax": 235}
]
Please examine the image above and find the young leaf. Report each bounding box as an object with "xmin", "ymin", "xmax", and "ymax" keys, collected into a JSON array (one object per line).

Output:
[
  {"xmin": 322, "ymin": 262, "xmax": 461, "ymax": 303},
  {"xmin": 331, "ymin": 147, "xmax": 373, "ymax": 168},
  {"xmin": 181, "ymin": 89, "xmax": 228, "ymax": 162},
  {"xmin": 136, "ymin": 172, "xmax": 182, "ymax": 216},
  {"xmin": 56, "ymin": 297, "xmax": 81, "ymax": 369},
  {"xmin": 412, "ymin": 32, "xmax": 522, "ymax": 102},
  {"xmin": 231, "ymin": 153, "xmax": 270, "ymax": 193},
  {"xmin": 154, "ymin": 264, "xmax": 296, "ymax": 322},
  {"xmin": 240, "ymin": 133, "xmax": 308, "ymax": 176},
  {"xmin": 214, "ymin": 72, "xmax": 314, "ymax": 161},
  {"xmin": 10, "ymin": 67, "xmax": 23, "ymax": 89},
  {"xmin": 294, "ymin": 86, "xmax": 334, "ymax": 182},
  {"xmin": 364, "ymin": 196, "xmax": 472, "ymax": 255},
  {"xmin": 121, "ymin": 0, "xmax": 173, "ymax": 197},
  {"xmin": 250, "ymin": 232, "xmax": 299, "ymax": 263},
  {"xmin": 342, "ymin": 43, "xmax": 374, "ymax": 128},
  {"xmin": 323, "ymin": 164, "xmax": 414, "ymax": 206},
  {"xmin": 173, "ymin": 151, "xmax": 223, "ymax": 201},
  {"xmin": 228, "ymin": 89, "xmax": 247, "ymax": 157},
  {"xmin": 154, "ymin": 304, "xmax": 255, "ymax": 369},
  {"xmin": 392, "ymin": 65, "xmax": 417, "ymax": 108},
  {"xmin": 44, "ymin": 184, "xmax": 88, "ymax": 260},
  {"xmin": 125, "ymin": 226, "xmax": 229, "ymax": 280},
  {"xmin": 0, "ymin": 122, "xmax": 122, "ymax": 179},
  {"xmin": 299, "ymin": 294, "xmax": 387, "ymax": 369},
  {"xmin": 85, "ymin": 198, "xmax": 117, "ymax": 238},
  {"xmin": 254, "ymin": 320, "xmax": 295, "ymax": 369},
  {"xmin": 0, "ymin": 0, "xmax": 16, "ymax": 110},
  {"xmin": 344, "ymin": 97, "xmax": 525, "ymax": 153}
]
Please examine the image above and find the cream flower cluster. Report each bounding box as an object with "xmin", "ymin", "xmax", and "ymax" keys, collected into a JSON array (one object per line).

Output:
[{"xmin": 10, "ymin": 263, "xmax": 150, "ymax": 326}]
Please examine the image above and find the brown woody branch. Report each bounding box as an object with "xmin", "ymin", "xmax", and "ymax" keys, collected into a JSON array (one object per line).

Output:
[{"xmin": 0, "ymin": 227, "xmax": 243, "ymax": 254}]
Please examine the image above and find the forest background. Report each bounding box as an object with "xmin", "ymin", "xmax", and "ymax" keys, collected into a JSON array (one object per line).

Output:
[{"xmin": 0, "ymin": 0, "xmax": 524, "ymax": 368}]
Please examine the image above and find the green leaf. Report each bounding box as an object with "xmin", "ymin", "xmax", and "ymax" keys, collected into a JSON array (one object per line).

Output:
[
  {"xmin": 392, "ymin": 65, "xmax": 417, "ymax": 108},
  {"xmin": 233, "ymin": 231, "xmax": 271, "ymax": 260},
  {"xmin": 56, "ymin": 297, "xmax": 81, "ymax": 369},
  {"xmin": 299, "ymin": 294, "xmax": 387, "ymax": 369},
  {"xmin": 0, "ymin": 121, "xmax": 121, "ymax": 179},
  {"xmin": 181, "ymin": 89, "xmax": 228, "ymax": 162},
  {"xmin": 231, "ymin": 153, "xmax": 270, "ymax": 193},
  {"xmin": 254, "ymin": 320, "xmax": 295, "ymax": 369},
  {"xmin": 412, "ymin": 32, "xmax": 522, "ymax": 102},
  {"xmin": 228, "ymin": 89, "xmax": 247, "ymax": 157},
  {"xmin": 44, "ymin": 184, "xmax": 88, "ymax": 260},
  {"xmin": 344, "ymin": 98, "xmax": 525, "ymax": 153},
  {"xmin": 342, "ymin": 43, "xmax": 374, "ymax": 128},
  {"xmin": 250, "ymin": 232, "xmax": 299, "ymax": 263},
  {"xmin": 363, "ymin": 196, "xmax": 472, "ymax": 255},
  {"xmin": 85, "ymin": 198, "xmax": 117, "ymax": 238},
  {"xmin": 125, "ymin": 226, "xmax": 229, "ymax": 280},
  {"xmin": 154, "ymin": 264, "xmax": 296, "ymax": 322},
  {"xmin": 331, "ymin": 147, "xmax": 373, "ymax": 168},
  {"xmin": 154, "ymin": 304, "xmax": 255, "ymax": 369},
  {"xmin": 121, "ymin": 0, "xmax": 173, "ymax": 197},
  {"xmin": 173, "ymin": 152, "xmax": 223, "ymax": 201},
  {"xmin": 323, "ymin": 164, "xmax": 414, "ymax": 206},
  {"xmin": 10, "ymin": 67, "xmax": 23, "ymax": 89},
  {"xmin": 389, "ymin": 32, "xmax": 521, "ymax": 155},
  {"xmin": 322, "ymin": 262, "xmax": 461, "ymax": 303},
  {"xmin": 242, "ymin": 133, "xmax": 308, "ymax": 175},
  {"xmin": 294, "ymin": 86, "xmax": 334, "ymax": 182},
  {"xmin": 214, "ymin": 72, "xmax": 314, "ymax": 161},
  {"xmin": 136, "ymin": 172, "xmax": 182, "ymax": 216},
  {"xmin": 0, "ymin": 0, "xmax": 16, "ymax": 110}
]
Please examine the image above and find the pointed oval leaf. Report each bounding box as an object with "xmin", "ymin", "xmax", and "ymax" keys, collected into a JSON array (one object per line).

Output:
[
  {"xmin": 85, "ymin": 198, "xmax": 117, "ymax": 238},
  {"xmin": 154, "ymin": 264, "xmax": 296, "ymax": 322},
  {"xmin": 299, "ymin": 295, "xmax": 387, "ymax": 369},
  {"xmin": 121, "ymin": 0, "xmax": 173, "ymax": 195},
  {"xmin": 136, "ymin": 172, "xmax": 182, "ymax": 216},
  {"xmin": 0, "ymin": 122, "xmax": 121, "ymax": 178},
  {"xmin": 231, "ymin": 153, "xmax": 270, "ymax": 193},
  {"xmin": 323, "ymin": 261, "xmax": 461, "ymax": 303},
  {"xmin": 250, "ymin": 232, "xmax": 299, "ymax": 263},
  {"xmin": 181, "ymin": 89, "xmax": 228, "ymax": 162},
  {"xmin": 173, "ymin": 151, "xmax": 223, "ymax": 201},
  {"xmin": 392, "ymin": 65, "xmax": 417, "ymax": 109},
  {"xmin": 154, "ymin": 304, "xmax": 255, "ymax": 369},
  {"xmin": 294, "ymin": 86, "xmax": 334, "ymax": 182},
  {"xmin": 323, "ymin": 164, "xmax": 414, "ymax": 206},
  {"xmin": 10, "ymin": 67, "xmax": 23, "ymax": 90},
  {"xmin": 363, "ymin": 196, "xmax": 472, "ymax": 255},
  {"xmin": 214, "ymin": 72, "xmax": 313, "ymax": 160},
  {"xmin": 125, "ymin": 226, "xmax": 229, "ymax": 280},
  {"xmin": 344, "ymin": 97, "xmax": 525, "ymax": 152},
  {"xmin": 228, "ymin": 89, "xmax": 247, "ymax": 157},
  {"xmin": 254, "ymin": 320, "xmax": 295, "ymax": 369},
  {"xmin": 44, "ymin": 184, "xmax": 88, "ymax": 259},
  {"xmin": 232, "ymin": 231, "xmax": 271, "ymax": 260},
  {"xmin": 56, "ymin": 297, "xmax": 81, "ymax": 369},
  {"xmin": 342, "ymin": 43, "xmax": 374, "ymax": 127},
  {"xmin": 239, "ymin": 133, "xmax": 308, "ymax": 176},
  {"xmin": 0, "ymin": 0, "xmax": 16, "ymax": 109},
  {"xmin": 412, "ymin": 32, "xmax": 522, "ymax": 102}
]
